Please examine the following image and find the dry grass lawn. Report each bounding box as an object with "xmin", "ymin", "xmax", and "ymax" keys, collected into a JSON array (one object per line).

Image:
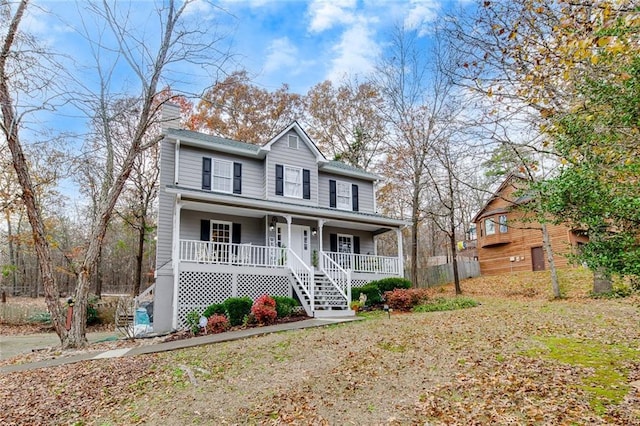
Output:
[{"xmin": 1, "ymin": 268, "xmax": 639, "ymax": 425}]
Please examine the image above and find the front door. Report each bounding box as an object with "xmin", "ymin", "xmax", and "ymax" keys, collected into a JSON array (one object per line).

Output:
[
  {"xmin": 277, "ymin": 224, "xmax": 311, "ymax": 266},
  {"xmin": 531, "ymin": 246, "xmax": 545, "ymax": 271}
]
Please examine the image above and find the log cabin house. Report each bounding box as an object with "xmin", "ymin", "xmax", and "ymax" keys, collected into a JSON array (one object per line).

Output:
[{"xmin": 473, "ymin": 173, "xmax": 587, "ymax": 276}]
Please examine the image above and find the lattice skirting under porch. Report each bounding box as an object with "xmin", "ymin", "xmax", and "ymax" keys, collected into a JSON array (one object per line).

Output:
[{"xmin": 177, "ymin": 267, "xmax": 292, "ymax": 328}]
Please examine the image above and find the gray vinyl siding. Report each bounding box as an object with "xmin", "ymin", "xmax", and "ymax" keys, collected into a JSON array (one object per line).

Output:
[
  {"xmin": 178, "ymin": 146, "xmax": 263, "ymax": 199},
  {"xmin": 156, "ymin": 138, "xmax": 176, "ymax": 270},
  {"xmin": 180, "ymin": 210, "xmax": 267, "ymax": 245},
  {"xmin": 322, "ymin": 227, "xmax": 375, "ymax": 255},
  {"xmin": 318, "ymin": 172, "xmax": 375, "ymax": 214},
  {"xmin": 266, "ymin": 130, "xmax": 318, "ymax": 206}
]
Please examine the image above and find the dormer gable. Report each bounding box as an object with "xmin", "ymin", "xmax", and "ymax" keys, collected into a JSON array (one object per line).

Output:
[{"xmin": 261, "ymin": 121, "xmax": 328, "ymax": 164}]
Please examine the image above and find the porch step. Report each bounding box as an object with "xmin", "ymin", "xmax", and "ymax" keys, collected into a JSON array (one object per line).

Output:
[{"xmin": 290, "ymin": 271, "xmax": 352, "ymax": 314}]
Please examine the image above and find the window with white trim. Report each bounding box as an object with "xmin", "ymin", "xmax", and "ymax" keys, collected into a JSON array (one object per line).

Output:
[
  {"xmin": 284, "ymin": 165, "xmax": 302, "ymax": 198},
  {"xmin": 210, "ymin": 221, "xmax": 231, "ymax": 243},
  {"xmin": 336, "ymin": 181, "xmax": 352, "ymax": 210},
  {"xmin": 288, "ymin": 134, "xmax": 298, "ymax": 149},
  {"xmin": 212, "ymin": 159, "xmax": 233, "ymax": 193},
  {"xmin": 485, "ymin": 218, "xmax": 496, "ymax": 236},
  {"xmin": 338, "ymin": 234, "xmax": 353, "ymax": 253}
]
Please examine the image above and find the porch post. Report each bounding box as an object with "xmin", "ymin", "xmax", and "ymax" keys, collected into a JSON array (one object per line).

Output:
[
  {"xmin": 172, "ymin": 196, "xmax": 182, "ymax": 330},
  {"xmin": 396, "ymin": 227, "xmax": 404, "ymax": 278},
  {"xmin": 318, "ymin": 220, "xmax": 325, "ymax": 269},
  {"xmin": 285, "ymin": 215, "xmax": 292, "ymax": 249}
]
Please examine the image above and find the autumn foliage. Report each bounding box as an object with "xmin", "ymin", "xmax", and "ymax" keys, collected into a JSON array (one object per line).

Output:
[
  {"xmin": 251, "ymin": 295, "xmax": 277, "ymax": 325},
  {"xmin": 206, "ymin": 314, "xmax": 230, "ymax": 334},
  {"xmin": 383, "ymin": 288, "xmax": 430, "ymax": 311}
]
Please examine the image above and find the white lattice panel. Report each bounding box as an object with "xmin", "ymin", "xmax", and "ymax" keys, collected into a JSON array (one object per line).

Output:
[
  {"xmin": 352, "ymin": 279, "xmax": 370, "ymax": 288},
  {"xmin": 178, "ymin": 271, "xmax": 233, "ymax": 328},
  {"xmin": 237, "ymin": 274, "xmax": 291, "ymax": 300}
]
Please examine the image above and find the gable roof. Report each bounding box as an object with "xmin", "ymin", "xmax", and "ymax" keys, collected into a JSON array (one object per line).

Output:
[
  {"xmin": 472, "ymin": 173, "xmax": 529, "ymax": 223},
  {"xmin": 261, "ymin": 121, "xmax": 328, "ymax": 164},
  {"xmin": 165, "ymin": 122, "xmax": 380, "ymax": 181}
]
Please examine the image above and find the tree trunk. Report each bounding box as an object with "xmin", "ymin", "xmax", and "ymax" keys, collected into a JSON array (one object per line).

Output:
[
  {"xmin": 133, "ymin": 217, "xmax": 146, "ymax": 296},
  {"xmin": 5, "ymin": 211, "xmax": 18, "ymax": 296},
  {"xmin": 540, "ymin": 222, "xmax": 561, "ymax": 298},
  {"xmin": 94, "ymin": 246, "xmax": 103, "ymax": 298},
  {"xmin": 411, "ymin": 203, "xmax": 419, "ymax": 287}
]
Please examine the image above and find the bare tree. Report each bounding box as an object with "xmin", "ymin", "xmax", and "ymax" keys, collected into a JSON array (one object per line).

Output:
[
  {"xmin": 372, "ymin": 25, "xmax": 457, "ymax": 286},
  {"xmin": 0, "ymin": 0, "xmax": 231, "ymax": 348}
]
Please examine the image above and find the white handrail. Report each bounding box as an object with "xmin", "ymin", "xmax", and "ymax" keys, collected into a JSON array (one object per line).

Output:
[
  {"xmin": 320, "ymin": 252, "xmax": 351, "ymax": 304},
  {"xmin": 179, "ymin": 240, "xmax": 285, "ymax": 267},
  {"xmin": 287, "ymin": 248, "xmax": 314, "ymax": 312},
  {"xmin": 325, "ymin": 252, "xmax": 399, "ymax": 275}
]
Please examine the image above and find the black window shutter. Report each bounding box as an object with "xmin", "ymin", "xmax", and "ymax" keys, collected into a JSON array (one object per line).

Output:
[
  {"xmin": 330, "ymin": 233, "xmax": 337, "ymax": 252},
  {"xmin": 200, "ymin": 220, "xmax": 210, "ymax": 241},
  {"xmin": 233, "ymin": 162, "xmax": 242, "ymax": 194},
  {"xmin": 329, "ymin": 180, "xmax": 336, "ymax": 208},
  {"xmin": 353, "ymin": 236, "xmax": 360, "ymax": 254},
  {"xmin": 303, "ymin": 169, "xmax": 310, "ymax": 200},
  {"xmin": 202, "ymin": 158, "xmax": 211, "ymax": 190},
  {"xmin": 232, "ymin": 223, "xmax": 241, "ymax": 244},
  {"xmin": 352, "ymin": 184, "xmax": 359, "ymax": 211},
  {"xmin": 275, "ymin": 164, "xmax": 283, "ymax": 195}
]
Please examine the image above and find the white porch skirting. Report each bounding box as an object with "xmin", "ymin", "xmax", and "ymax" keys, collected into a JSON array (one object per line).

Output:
[{"xmin": 177, "ymin": 263, "xmax": 292, "ymax": 328}]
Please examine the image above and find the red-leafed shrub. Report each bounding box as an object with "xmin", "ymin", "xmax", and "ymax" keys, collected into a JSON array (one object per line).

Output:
[
  {"xmin": 384, "ymin": 288, "xmax": 430, "ymax": 311},
  {"xmin": 251, "ymin": 294, "xmax": 277, "ymax": 325},
  {"xmin": 207, "ymin": 314, "xmax": 230, "ymax": 334}
]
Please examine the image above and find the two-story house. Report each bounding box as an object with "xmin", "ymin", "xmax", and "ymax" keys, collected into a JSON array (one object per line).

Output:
[
  {"xmin": 473, "ymin": 173, "xmax": 587, "ymax": 276},
  {"xmin": 152, "ymin": 104, "xmax": 408, "ymax": 332}
]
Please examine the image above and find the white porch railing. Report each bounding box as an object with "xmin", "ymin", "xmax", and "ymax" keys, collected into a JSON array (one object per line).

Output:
[
  {"xmin": 287, "ymin": 248, "xmax": 314, "ymax": 312},
  {"xmin": 320, "ymin": 251, "xmax": 351, "ymax": 303},
  {"xmin": 180, "ymin": 240, "xmax": 285, "ymax": 267},
  {"xmin": 324, "ymin": 252, "xmax": 400, "ymax": 275}
]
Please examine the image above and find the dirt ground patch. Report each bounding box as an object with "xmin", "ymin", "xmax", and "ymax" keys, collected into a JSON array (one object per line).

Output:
[{"xmin": 1, "ymin": 269, "xmax": 639, "ymax": 425}]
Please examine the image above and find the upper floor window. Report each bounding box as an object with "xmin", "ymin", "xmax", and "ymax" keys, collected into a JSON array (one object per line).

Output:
[
  {"xmin": 203, "ymin": 157, "xmax": 241, "ymax": 194},
  {"xmin": 329, "ymin": 180, "xmax": 359, "ymax": 211},
  {"xmin": 485, "ymin": 218, "xmax": 496, "ymax": 235},
  {"xmin": 336, "ymin": 181, "xmax": 352, "ymax": 210},
  {"xmin": 499, "ymin": 215, "xmax": 508, "ymax": 233},
  {"xmin": 288, "ymin": 134, "xmax": 299, "ymax": 149},
  {"xmin": 284, "ymin": 165, "xmax": 302, "ymax": 198},
  {"xmin": 212, "ymin": 159, "xmax": 233, "ymax": 193},
  {"xmin": 275, "ymin": 164, "xmax": 310, "ymax": 199}
]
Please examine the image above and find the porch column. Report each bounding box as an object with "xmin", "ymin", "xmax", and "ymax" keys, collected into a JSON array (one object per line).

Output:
[
  {"xmin": 172, "ymin": 196, "xmax": 182, "ymax": 330},
  {"xmin": 318, "ymin": 220, "xmax": 325, "ymax": 269},
  {"xmin": 396, "ymin": 227, "xmax": 404, "ymax": 278},
  {"xmin": 285, "ymin": 215, "xmax": 292, "ymax": 251},
  {"xmin": 373, "ymin": 235, "xmax": 378, "ymax": 256}
]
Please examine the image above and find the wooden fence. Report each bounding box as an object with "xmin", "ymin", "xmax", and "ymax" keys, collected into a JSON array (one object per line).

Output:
[{"xmin": 406, "ymin": 260, "xmax": 481, "ymax": 288}]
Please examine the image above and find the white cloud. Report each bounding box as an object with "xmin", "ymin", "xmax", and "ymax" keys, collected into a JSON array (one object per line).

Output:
[
  {"xmin": 307, "ymin": 0, "xmax": 357, "ymax": 33},
  {"xmin": 404, "ymin": 0, "xmax": 441, "ymax": 36},
  {"xmin": 263, "ymin": 37, "xmax": 299, "ymax": 74},
  {"xmin": 183, "ymin": 0, "xmax": 217, "ymax": 19},
  {"xmin": 326, "ymin": 20, "xmax": 380, "ymax": 82}
]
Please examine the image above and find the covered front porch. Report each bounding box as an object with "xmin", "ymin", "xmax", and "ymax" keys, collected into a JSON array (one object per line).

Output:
[{"xmin": 171, "ymin": 197, "xmax": 405, "ymax": 328}]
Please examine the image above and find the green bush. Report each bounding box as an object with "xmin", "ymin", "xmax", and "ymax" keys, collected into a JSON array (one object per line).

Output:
[
  {"xmin": 28, "ymin": 311, "xmax": 51, "ymax": 324},
  {"xmin": 224, "ymin": 297, "xmax": 253, "ymax": 326},
  {"xmin": 185, "ymin": 310, "xmax": 202, "ymax": 334},
  {"xmin": 413, "ymin": 297, "xmax": 479, "ymax": 313},
  {"xmin": 369, "ymin": 277, "xmax": 412, "ymax": 293},
  {"xmin": 351, "ymin": 285, "xmax": 382, "ymax": 305},
  {"xmin": 273, "ymin": 296, "xmax": 298, "ymax": 318},
  {"xmin": 203, "ymin": 303, "xmax": 226, "ymax": 318}
]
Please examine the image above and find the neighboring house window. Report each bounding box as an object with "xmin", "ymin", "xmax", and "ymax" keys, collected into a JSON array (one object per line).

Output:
[
  {"xmin": 288, "ymin": 134, "xmax": 298, "ymax": 149},
  {"xmin": 499, "ymin": 215, "xmax": 508, "ymax": 233},
  {"xmin": 485, "ymin": 218, "xmax": 496, "ymax": 235}
]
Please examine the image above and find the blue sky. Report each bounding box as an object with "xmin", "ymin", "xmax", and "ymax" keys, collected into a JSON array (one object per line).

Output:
[{"xmin": 23, "ymin": 0, "xmax": 471, "ymax": 98}]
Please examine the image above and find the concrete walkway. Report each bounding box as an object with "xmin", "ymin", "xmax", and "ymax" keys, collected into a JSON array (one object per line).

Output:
[{"xmin": 0, "ymin": 317, "xmax": 360, "ymax": 374}]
